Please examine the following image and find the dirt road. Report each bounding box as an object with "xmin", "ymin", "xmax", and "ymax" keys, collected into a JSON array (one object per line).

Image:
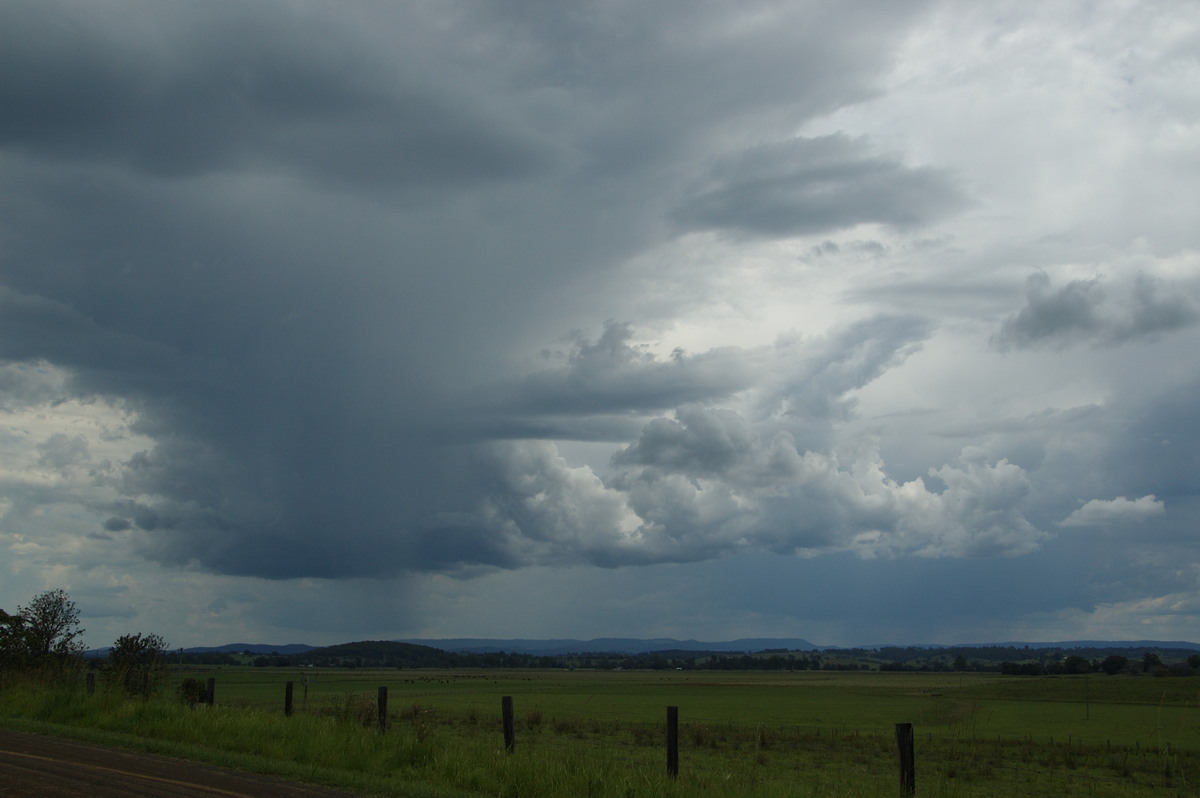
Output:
[{"xmin": 0, "ymin": 729, "xmax": 366, "ymax": 797}]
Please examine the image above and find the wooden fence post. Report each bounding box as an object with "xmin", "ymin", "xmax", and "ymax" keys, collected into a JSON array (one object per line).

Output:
[
  {"xmin": 666, "ymin": 706, "xmax": 679, "ymax": 778},
  {"xmin": 378, "ymin": 686, "xmax": 388, "ymax": 733},
  {"xmin": 895, "ymin": 722, "xmax": 915, "ymax": 797},
  {"xmin": 502, "ymin": 696, "xmax": 515, "ymax": 753},
  {"xmin": 205, "ymin": 677, "xmax": 215, "ymax": 707},
  {"xmin": 285, "ymin": 681, "xmax": 294, "ymax": 717},
  {"xmin": 86, "ymin": 672, "xmax": 95, "ymax": 695}
]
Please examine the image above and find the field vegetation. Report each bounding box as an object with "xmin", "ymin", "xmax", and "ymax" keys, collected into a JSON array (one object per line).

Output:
[
  {"xmin": 3, "ymin": 664, "xmax": 1200, "ymax": 797},
  {"xmin": 4, "ymin": 592, "xmax": 1200, "ymax": 796}
]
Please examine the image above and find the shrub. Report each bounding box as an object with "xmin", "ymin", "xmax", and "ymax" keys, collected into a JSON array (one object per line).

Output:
[
  {"xmin": 178, "ymin": 677, "xmax": 207, "ymax": 708},
  {"xmin": 107, "ymin": 633, "xmax": 167, "ymax": 697}
]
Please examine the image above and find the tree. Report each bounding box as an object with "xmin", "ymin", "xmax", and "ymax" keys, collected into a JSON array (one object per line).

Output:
[
  {"xmin": 108, "ymin": 633, "xmax": 167, "ymax": 696},
  {"xmin": 1143, "ymin": 652, "xmax": 1164, "ymax": 673},
  {"xmin": 0, "ymin": 608, "xmax": 34, "ymax": 665},
  {"xmin": 1062, "ymin": 655, "xmax": 1091, "ymax": 674},
  {"xmin": 18, "ymin": 589, "xmax": 84, "ymax": 658},
  {"xmin": 1100, "ymin": 654, "xmax": 1129, "ymax": 675}
]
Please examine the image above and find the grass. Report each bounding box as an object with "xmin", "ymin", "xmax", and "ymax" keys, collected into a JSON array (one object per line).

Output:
[{"xmin": 2, "ymin": 666, "xmax": 1200, "ymax": 797}]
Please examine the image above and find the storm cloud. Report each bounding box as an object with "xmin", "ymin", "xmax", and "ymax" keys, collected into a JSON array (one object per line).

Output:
[
  {"xmin": 3, "ymin": 0, "xmax": 1200, "ymax": 648},
  {"xmin": 673, "ymin": 134, "xmax": 965, "ymax": 237},
  {"xmin": 993, "ymin": 273, "xmax": 1198, "ymax": 351}
]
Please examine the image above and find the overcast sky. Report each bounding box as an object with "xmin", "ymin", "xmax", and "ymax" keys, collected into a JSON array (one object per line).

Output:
[{"xmin": 2, "ymin": 0, "xmax": 1199, "ymax": 649}]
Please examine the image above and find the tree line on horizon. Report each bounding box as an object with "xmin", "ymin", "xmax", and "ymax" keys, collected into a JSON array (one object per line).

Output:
[
  {"xmin": 5, "ymin": 590, "xmax": 1200, "ymax": 679},
  {"xmin": 208, "ymin": 640, "xmax": 1200, "ymax": 676}
]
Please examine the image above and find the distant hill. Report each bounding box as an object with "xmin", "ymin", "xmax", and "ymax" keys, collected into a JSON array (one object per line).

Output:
[
  {"xmin": 989, "ymin": 640, "xmax": 1200, "ymax": 651},
  {"xmin": 182, "ymin": 643, "xmax": 318, "ymax": 655},
  {"xmin": 85, "ymin": 642, "xmax": 317, "ymax": 659},
  {"xmin": 84, "ymin": 637, "xmax": 1200, "ymax": 661},
  {"xmin": 294, "ymin": 640, "xmax": 459, "ymax": 668},
  {"xmin": 855, "ymin": 640, "xmax": 1200, "ymax": 652},
  {"xmin": 394, "ymin": 637, "xmax": 820, "ymax": 655}
]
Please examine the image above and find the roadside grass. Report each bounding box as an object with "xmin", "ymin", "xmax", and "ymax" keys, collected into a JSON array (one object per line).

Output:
[{"xmin": 2, "ymin": 667, "xmax": 1199, "ymax": 797}]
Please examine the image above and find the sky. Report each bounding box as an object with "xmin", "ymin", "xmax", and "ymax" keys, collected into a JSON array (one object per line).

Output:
[{"xmin": 2, "ymin": 0, "xmax": 1199, "ymax": 650}]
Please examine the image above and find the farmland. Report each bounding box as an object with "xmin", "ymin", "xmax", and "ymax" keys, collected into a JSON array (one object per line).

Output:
[{"xmin": 3, "ymin": 666, "xmax": 1199, "ymax": 797}]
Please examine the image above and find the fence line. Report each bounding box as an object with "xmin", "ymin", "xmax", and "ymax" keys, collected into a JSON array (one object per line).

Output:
[
  {"xmin": 494, "ymin": 693, "xmax": 911, "ymax": 786},
  {"xmin": 147, "ymin": 676, "xmax": 1190, "ymax": 794}
]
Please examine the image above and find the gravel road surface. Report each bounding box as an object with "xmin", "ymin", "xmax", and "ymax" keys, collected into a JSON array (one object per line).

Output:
[{"xmin": 0, "ymin": 729, "xmax": 366, "ymax": 797}]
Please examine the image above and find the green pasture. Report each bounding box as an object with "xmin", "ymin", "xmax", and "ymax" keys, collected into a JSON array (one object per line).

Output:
[
  {"xmin": 193, "ymin": 666, "xmax": 1200, "ymax": 749},
  {"xmin": 4, "ymin": 666, "xmax": 1200, "ymax": 796},
  {"xmin": 176, "ymin": 666, "xmax": 1200, "ymax": 795}
]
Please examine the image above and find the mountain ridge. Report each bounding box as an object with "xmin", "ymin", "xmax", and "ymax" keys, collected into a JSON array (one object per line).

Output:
[
  {"xmin": 394, "ymin": 637, "xmax": 820, "ymax": 655},
  {"xmin": 86, "ymin": 637, "xmax": 1200, "ymax": 658},
  {"xmin": 856, "ymin": 640, "xmax": 1200, "ymax": 652}
]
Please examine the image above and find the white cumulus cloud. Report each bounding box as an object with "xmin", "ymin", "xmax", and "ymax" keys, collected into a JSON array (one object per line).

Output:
[{"xmin": 1059, "ymin": 495, "xmax": 1166, "ymax": 528}]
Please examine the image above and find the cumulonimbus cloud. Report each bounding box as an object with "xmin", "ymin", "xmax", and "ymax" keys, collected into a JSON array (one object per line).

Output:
[
  {"xmin": 0, "ymin": 0, "xmax": 1139, "ymax": 589},
  {"xmin": 453, "ymin": 417, "xmax": 1048, "ymax": 570}
]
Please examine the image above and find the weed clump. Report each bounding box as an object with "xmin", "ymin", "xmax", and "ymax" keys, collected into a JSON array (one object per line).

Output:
[{"xmin": 178, "ymin": 677, "xmax": 207, "ymax": 708}]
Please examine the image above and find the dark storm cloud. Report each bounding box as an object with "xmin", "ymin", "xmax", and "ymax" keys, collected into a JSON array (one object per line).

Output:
[
  {"xmin": 673, "ymin": 135, "xmax": 967, "ymax": 237},
  {"xmin": 467, "ymin": 0, "xmax": 935, "ymax": 174},
  {"xmin": 993, "ymin": 272, "xmax": 1198, "ymax": 351},
  {"xmin": 1101, "ymin": 376, "xmax": 1200, "ymax": 503},
  {"xmin": 0, "ymin": 0, "xmax": 547, "ymax": 190},
  {"xmin": 0, "ymin": 0, "xmax": 965, "ymax": 581},
  {"xmin": 102, "ymin": 517, "xmax": 131, "ymax": 533},
  {"xmin": 476, "ymin": 322, "xmax": 756, "ymax": 420},
  {"xmin": 0, "ymin": 288, "xmax": 181, "ymax": 384},
  {"xmin": 0, "ymin": 361, "xmax": 69, "ymax": 411}
]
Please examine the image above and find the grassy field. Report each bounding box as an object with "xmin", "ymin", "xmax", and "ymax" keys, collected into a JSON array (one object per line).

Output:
[{"xmin": 3, "ymin": 666, "xmax": 1200, "ymax": 797}]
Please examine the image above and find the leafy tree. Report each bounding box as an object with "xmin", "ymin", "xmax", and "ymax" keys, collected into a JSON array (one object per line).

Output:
[
  {"xmin": 1100, "ymin": 654, "xmax": 1129, "ymax": 675},
  {"xmin": 108, "ymin": 632, "xmax": 167, "ymax": 696},
  {"xmin": 0, "ymin": 608, "xmax": 34, "ymax": 665},
  {"xmin": 1143, "ymin": 652, "xmax": 1164, "ymax": 673},
  {"xmin": 18, "ymin": 589, "xmax": 84, "ymax": 658},
  {"xmin": 1062, "ymin": 655, "xmax": 1091, "ymax": 674}
]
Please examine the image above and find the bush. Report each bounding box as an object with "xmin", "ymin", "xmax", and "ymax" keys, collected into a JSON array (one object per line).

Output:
[
  {"xmin": 107, "ymin": 633, "xmax": 167, "ymax": 697},
  {"xmin": 178, "ymin": 677, "xmax": 207, "ymax": 708}
]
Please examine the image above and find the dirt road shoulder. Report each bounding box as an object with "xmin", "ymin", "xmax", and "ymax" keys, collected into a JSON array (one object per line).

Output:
[{"xmin": 0, "ymin": 728, "xmax": 367, "ymax": 797}]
